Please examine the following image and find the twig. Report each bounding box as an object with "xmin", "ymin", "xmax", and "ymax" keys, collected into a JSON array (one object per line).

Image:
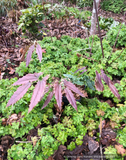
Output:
[
  {"xmin": 16, "ymin": 136, "xmax": 41, "ymax": 144},
  {"xmin": 90, "ymin": 34, "xmax": 94, "ymax": 56},
  {"xmin": 94, "ymin": 0, "xmax": 104, "ymax": 58},
  {"xmin": 108, "ymin": 47, "xmax": 125, "ymax": 66},
  {"xmin": 16, "ymin": 141, "xmax": 33, "ymax": 143},
  {"xmin": 73, "ymin": 48, "xmax": 91, "ymax": 52},
  {"xmin": 99, "ymin": 117, "xmax": 103, "ymax": 160},
  {"xmin": 83, "ymin": 54, "xmax": 99, "ymax": 62},
  {"xmin": 100, "ymin": 144, "xmax": 103, "ymax": 160},
  {"xmin": 108, "ymin": 23, "xmax": 122, "ymax": 61}
]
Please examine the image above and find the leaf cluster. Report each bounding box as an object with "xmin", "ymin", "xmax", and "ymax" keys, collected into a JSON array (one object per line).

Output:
[
  {"xmin": 77, "ymin": 0, "xmax": 93, "ymax": 8},
  {"xmin": 106, "ymin": 24, "xmax": 126, "ymax": 48},
  {"xmin": 18, "ymin": 4, "xmax": 51, "ymax": 35},
  {"xmin": 0, "ymin": 0, "xmax": 17, "ymax": 16},
  {"xmin": 101, "ymin": 0, "xmax": 126, "ymax": 14}
]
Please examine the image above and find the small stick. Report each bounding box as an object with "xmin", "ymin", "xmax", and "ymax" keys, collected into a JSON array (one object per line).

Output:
[
  {"xmin": 94, "ymin": 0, "xmax": 104, "ymax": 58},
  {"xmin": 108, "ymin": 47, "xmax": 125, "ymax": 66},
  {"xmin": 108, "ymin": 23, "xmax": 122, "ymax": 61},
  {"xmin": 16, "ymin": 141, "xmax": 33, "ymax": 143},
  {"xmin": 99, "ymin": 117, "xmax": 103, "ymax": 160}
]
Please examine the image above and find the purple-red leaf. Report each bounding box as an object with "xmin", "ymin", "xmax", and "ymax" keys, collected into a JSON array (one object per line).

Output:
[
  {"xmin": 40, "ymin": 86, "xmax": 50, "ymax": 101},
  {"xmin": 6, "ymin": 82, "xmax": 31, "ymax": 107},
  {"xmin": 42, "ymin": 48, "xmax": 46, "ymax": 53},
  {"xmin": 36, "ymin": 43, "xmax": 42, "ymax": 63},
  {"xmin": 13, "ymin": 72, "xmax": 43, "ymax": 86},
  {"xmin": 26, "ymin": 44, "xmax": 35, "ymax": 67},
  {"xmin": 100, "ymin": 69, "xmax": 120, "ymax": 99},
  {"xmin": 74, "ymin": 67, "xmax": 86, "ymax": 73},
  {"xmin": 41, "ymin": 91, "xmax": 53, "ymax": 110},
  {"xmin": 101, "ymin": 69, "xmax": 109, "ymax": 86},
  {"xmin": 65, "ymin": 87, "xmax": 77, "ymax": 111},
  {"xmin": 64, "ymin": 80, "xmax": 85, "ymax": 97},
  {"xmin": 54, "ymin": 81, "xmax": 62, "ymax": 110},
  {"xmin": 79, "ymin": 70, "xmax": 87, "ymax": 75},
  {"xmin": 28, "ymin": 75, "xmax": 49, "ymax": 113},
  {"xmin": 95, "ymin": 71, "xmax": 104, "ymax": 91},
  {"xmin": 108, "ymin": 79, "xmax": 120, "ymax": 99}
]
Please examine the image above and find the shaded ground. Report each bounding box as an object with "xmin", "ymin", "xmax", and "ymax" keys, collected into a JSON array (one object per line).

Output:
[{"xmin": 0, "ymin": 17, "xmax": 31, "ymax": 79}]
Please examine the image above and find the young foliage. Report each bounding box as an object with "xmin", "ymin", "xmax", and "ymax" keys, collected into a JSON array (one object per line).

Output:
[
  {"xmin": 95, "ymin": 69, "xmax": 120, "ymax": 99},
  {"xmin": 106, "ymin": 24, "xmax": 126, "ymax": 47},
  {"xmin": 7, "ymin": 73, "xmax": 85, "ymax": 113},
  {"xmin": 29, "ymin": 75, "xmax": 49, "ymax": 113},
  {"xmin": 101, "ymin": 0, "xmax": 126, "ymax": 13},
  {"xmin": 6, "ymin": 82, "xmax": 32, "ymax": 107},
  {"xmin": 26, "ymin": 43, "xmax": 46, "ymax": 67},
  {"xmin": 54, "ymin": 81, "xmax": 62, "ymax": 110}
]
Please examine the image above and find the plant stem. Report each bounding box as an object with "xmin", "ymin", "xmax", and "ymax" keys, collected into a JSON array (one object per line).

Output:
[
  {"xmin": 108, "ymin": 47, "xmax": 125, "ymax": 66},
  {"xmin": 108, "ymin": 23, "xmax": 122, "ymax": 61},
  {"xmin": 94, "ymin": 0, "xmax": 104, "ymax": 58}
]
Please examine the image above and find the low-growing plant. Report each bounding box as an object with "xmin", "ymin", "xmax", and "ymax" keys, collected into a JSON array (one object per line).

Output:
[
  {"xmin": 98, "ymin": 16, "xmax": 114, "ymax": 30},
  {"xmin": 77, "ymin": 0, "xmax": 93, "ymax": 8},
  {"xmin": 117, "ymin": 126, "xmax": 126, "ymax": 147},
  {"xmin": 0, "ymin": 0, "xmax": 17, "ymax": 16},
  {"xmin": 63, "ymin": 68, "xmax": 95, "ymax": 90},
  {"xmin": 101, "ymin": 0, "xmax": 126, "ymax": 14},
  {"xmin": 18, "ymin": 3, "xmax": 51, "ymax": 36},
  {"xmin": 106, "ymin": 24, "xmax": 126, "ymax": 47}
]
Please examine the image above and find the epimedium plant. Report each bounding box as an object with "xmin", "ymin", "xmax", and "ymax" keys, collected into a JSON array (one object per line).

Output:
[{"xmin": 7, "ymin": 41, "xmax": 120, "ymax": 113}]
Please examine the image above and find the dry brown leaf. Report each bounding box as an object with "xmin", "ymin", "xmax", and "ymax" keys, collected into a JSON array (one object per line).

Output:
[
  {"xmin": 31, "ymin": 136, "xmax": 38, "ymax": 147},
  {"xmin": 46, "ymin": 156, "xmax": 54, "ymax": 160},
  {"xmin": 8, "ymin": 67, "xmax": 15, "ymax": 74},
  {"xmin": 110, "ymin": 120, "xmax": 118, "ymax": 129},
  {"xmin": 7, "ymin": 114, "xmax": 18, "ymax": 125},
  {"xmin": 2, "ymin": 118, "xmax": 7, "ymax": 126},
  {"xmin": 105, "ymin": 99, "xmax": 114, "ymax": 107},
  {"xmin": 19, "ymin": 48, "xmax": 24, "ymax": 54},
  {"xmin": 115, "ymin": 145, "xmax": 126, "ymax": 156},
  {"xmin": 96, "ymin": 110, "xmax": 105, "ymax": 116},
  {"xmin": 88, "ymin": 137, "xmax": 99, "ymax": 154},
  {"xmin": 53, "ymin": 145, "xmax": 66, "ymax": 160}
]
